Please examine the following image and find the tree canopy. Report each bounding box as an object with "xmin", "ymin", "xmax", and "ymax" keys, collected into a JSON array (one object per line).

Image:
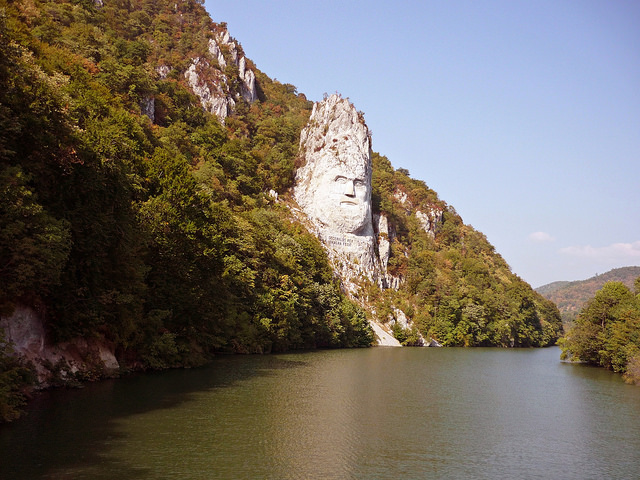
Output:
[
  {"xmin": 370, "ymin": 153, "xmax": 561, "ymax": 347},
  {"xmin": 560, "ymin": 280, "xmax": 640, "ymax": 383}
]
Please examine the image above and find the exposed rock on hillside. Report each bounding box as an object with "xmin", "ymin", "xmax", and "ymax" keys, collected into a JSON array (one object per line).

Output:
[
  {"xmin": 184, "ymin": 28, "xmax": 258, "ymax": 122},
  {"xmin": 210, "ymin": 30, "xmax": 258, "ymax": 103},
  {"xmin": 394, "ymin": 188, "xmax": 443, "ymax": 237},
  {"xmin": 0, "ymin": 0, "xmax": 564, "ymax": 422},
  {"xmin": 184, "ymin": 58, "xmax": 234, "ymax": 120},
  {"xmin": 0, "ymin": 306, "xmax": 119, "ymax": 386},
  {"xmin": 294, "ymin": 94, "xmax": 381, "ymax": 290},
  {"xmin": 293, "ymin": 94, "xmax": 429, "ymax": 345}
]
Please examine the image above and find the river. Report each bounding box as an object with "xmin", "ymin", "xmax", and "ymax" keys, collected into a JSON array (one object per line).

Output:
[{"xmin": 1, "ymin": 347, "xmax": 640, "ymax": 479}]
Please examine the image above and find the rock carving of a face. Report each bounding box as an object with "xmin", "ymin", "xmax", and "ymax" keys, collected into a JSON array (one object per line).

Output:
[
  {"xmin": 295, "ymin": 95, "xmax": 373, "ymax": 236},
  {"xmin": 310, "ymin": 165, "xmax": 371, "ymax": 234}
]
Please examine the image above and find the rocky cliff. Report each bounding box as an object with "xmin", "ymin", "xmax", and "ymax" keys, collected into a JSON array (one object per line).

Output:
[
  {"xmin": 293, "ymin": 95, "xmax": 436, "ymax": 346},
  {"xmin": 294, "ymin": 95, "xmax": 380, "ymax": 289},
  {"xmin": 0, "ymin": 306, "xmax": 119, "ymax": 386},
  {"xmin": 183, "ymin": 28, "xmax": 258, "ymax": 122}
]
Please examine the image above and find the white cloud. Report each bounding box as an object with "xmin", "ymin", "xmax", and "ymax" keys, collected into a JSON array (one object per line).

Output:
[
  {"xmin": 529, "ymin": 231, "xmax": 555, "ymax": 243},
  {"xmin": 559, "ymin": 241, "xmax": 640, "ymax": 260}
]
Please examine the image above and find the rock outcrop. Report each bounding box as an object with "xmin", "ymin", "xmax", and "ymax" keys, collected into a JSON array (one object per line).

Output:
[
  {"xmin": 388, "ymin": 308, "xmax": 435, "ymax": 347},
  {"xmin": 374, "ymin": 213, "xmax": 403, "ymax": 290},
  {"xmin": 184, "ymin": 28, "xmax": 258, "ymax": 123},
  {"xmin": 0, "ymin": 306, "xmax": 119, "ymax": 386},
  {"xmin": 369, "ymin": 321, "xmax": 402, "ymax": 347},
  {"xmin": 394, "ymin": 188, "xmax": 443, "ymax": 237},
  {"xmin": 140, "ymin": 95, "xmax": 155, "ymax": 121},
  {"xmin": 294, "ymin": 94, "xmax": 437, "ymax": 346},
  {"xmin": 184, "ymin": 58, "xmax": 234, "ymax": 120},
  {"xmin": 141, "ymin": 26, "xmax": 258, "ymax": 124},
  {"xmin": 294, "ymin": 94, "xmax": 382, "ymax": 292}
]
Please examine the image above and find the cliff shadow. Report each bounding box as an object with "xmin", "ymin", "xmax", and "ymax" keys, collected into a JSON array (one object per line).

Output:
[{"xmin": 0, "ymin": 354, "xmax": 309, "ymax": 480}]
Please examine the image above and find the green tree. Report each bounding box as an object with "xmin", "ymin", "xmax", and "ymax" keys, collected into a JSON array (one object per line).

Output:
[
  {"xmin": 0, "ymin": 331, "xmax": 36, "ymax": 422},
  {"xmin": 0, "ymin": 166, "xmax": 70, "ymax": 314},
  {"xmin": 561, "ymin": 281, "xmax": 640, "ymax": 372}
]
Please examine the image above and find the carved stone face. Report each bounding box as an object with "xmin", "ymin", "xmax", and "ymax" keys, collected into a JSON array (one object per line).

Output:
[
  {"xmin": 309, "ymin": 164, "xmax": 371, "ymax": 234},
  {"xmin": 295, "ymin": 94, "xmax": 374, "ymax": 236}
]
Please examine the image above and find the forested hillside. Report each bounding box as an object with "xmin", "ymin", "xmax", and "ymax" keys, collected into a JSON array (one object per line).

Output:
[
  {"xmin": 369, "ymin": 154, "xmax": 561, "ymax": 347},
  {"xmin": 537, "ymin": 267, "xmax": 640, "ymax": 324},
  {"xmin": 1, "ymin": 0, "xmax": 560, "ymax": 421}
]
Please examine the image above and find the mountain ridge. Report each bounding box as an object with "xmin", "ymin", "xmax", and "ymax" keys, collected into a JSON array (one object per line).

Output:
[{"xmin": 536, "ymin": 266, "xmax": 640, "ymax": 322}]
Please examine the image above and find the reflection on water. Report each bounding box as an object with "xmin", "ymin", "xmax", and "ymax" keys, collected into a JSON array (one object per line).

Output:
[{"xmin": 2, "ymin": 347, "xmax": 640, "ymax": 479}]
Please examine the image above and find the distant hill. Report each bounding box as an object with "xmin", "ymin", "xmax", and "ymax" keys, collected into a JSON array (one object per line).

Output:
[
  {"xmin": 536, "ymin": 267, "xmax": 640, "ymax": 323},
  {"xmin": 535, "ymin": 281, "xmax": 571, "ymax": 297}
]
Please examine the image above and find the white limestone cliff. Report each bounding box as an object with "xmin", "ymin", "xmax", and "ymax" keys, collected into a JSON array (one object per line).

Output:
[
  {"xmin": 185, "ymin": 58, "xmax": 235, "ymax": 120},
  {"xmin": 237, "ymin": 56, "xmax": 257, "ymax": 103},
  {"xmin": 184, "ymin": 28, "xmax": 258, "ymax": 123},
  {"xmin": 209, "ymin": 32, "xmax": 258, "ymax": 103},
  {"xmin": 293, "ymin": 94, "xmax": 447, "ymax": 346},
  {"xmin": 374, "ymin": 213, "xmax": 403, "ymax": 290},
  {"xmin": 394, "ymin": 188, "xmax": 444, "ymax": 237},
  {"xmin": 294, "ymin": 94, "xmax": 431, "ymax": 346},
  {"xmin": 294, "ymin": 94, "xmax": 381, "ymax": 292}
]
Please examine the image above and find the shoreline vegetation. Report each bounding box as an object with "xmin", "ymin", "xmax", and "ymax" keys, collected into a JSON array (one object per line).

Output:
[
  {"xmin": 560, "ymin": 278, "xmax": 640, "ymax": 386},
  {"xmin": 2, "ymin": 0, "xmax": 564, "ymax": 422}
]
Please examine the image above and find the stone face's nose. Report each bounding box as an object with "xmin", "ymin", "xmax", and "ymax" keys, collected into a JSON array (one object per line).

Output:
[{"xmin": 344, "ymin": 180, "xmax": 356, "ymax": 197}]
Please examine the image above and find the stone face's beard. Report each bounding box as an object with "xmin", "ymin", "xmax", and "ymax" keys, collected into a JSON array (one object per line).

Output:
[
  {"xmin": 313, "ymin": 200, "xmax": 371, "ymax": 234},
  {"xmin": 301, "ymin": 164, "xmax": 373, "ymax": 235}
]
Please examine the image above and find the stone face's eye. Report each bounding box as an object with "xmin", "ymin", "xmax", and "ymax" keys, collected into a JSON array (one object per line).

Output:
[
  {"xmin": 354, "ymin": 179, "xmax": 365, "ymax": 188},
  {"xmin": 334, "ymin": 176, "xmax": 348, "ymax": 184}
]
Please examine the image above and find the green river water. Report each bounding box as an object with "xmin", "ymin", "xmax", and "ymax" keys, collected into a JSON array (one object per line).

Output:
[{"xmin": 1, "ymin": 347, "xmax": 640, "ymax": 479}]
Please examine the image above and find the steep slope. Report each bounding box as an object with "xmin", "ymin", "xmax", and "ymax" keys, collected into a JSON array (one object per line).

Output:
[
  {"xmin": 537, "ymin": 267, "xmax": 640, "ymax": 323},
  {"xmin": 368, "ymin": 154, "xmax": 561, "ymax": 347},
  {"xmin": 0, "ymin": 0, "xmax": 372, "ymax": 393},
  {"xmin": 292, "ymin": 94, "xmax": 561, "ymax": 347}
]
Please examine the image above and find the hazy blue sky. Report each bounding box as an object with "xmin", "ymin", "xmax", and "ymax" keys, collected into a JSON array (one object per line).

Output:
[{"xmin": 204, "ymin": 0, "xmax": 640, "ymax": 288}]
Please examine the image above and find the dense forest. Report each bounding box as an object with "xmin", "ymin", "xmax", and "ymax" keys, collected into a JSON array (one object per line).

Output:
[
  {"xmin": 367, "ymin": 153, "xmax": 561, "ymax": 348},
  {"xmin": 1, "ymin": 0, "xmax": 561, "ymax": 421},
  {"xmin": 560, "ymin": 279, "xmax": 640, "ymax": 385},
  {"xmin": 537, "ymin": 267, "xmax": 640, "ymax": 324}
]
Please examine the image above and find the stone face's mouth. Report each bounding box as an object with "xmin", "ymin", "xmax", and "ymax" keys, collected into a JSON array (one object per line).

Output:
[{"xmin": 340, "ymin": 200, "xmax": 358, "ymax": 206}]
